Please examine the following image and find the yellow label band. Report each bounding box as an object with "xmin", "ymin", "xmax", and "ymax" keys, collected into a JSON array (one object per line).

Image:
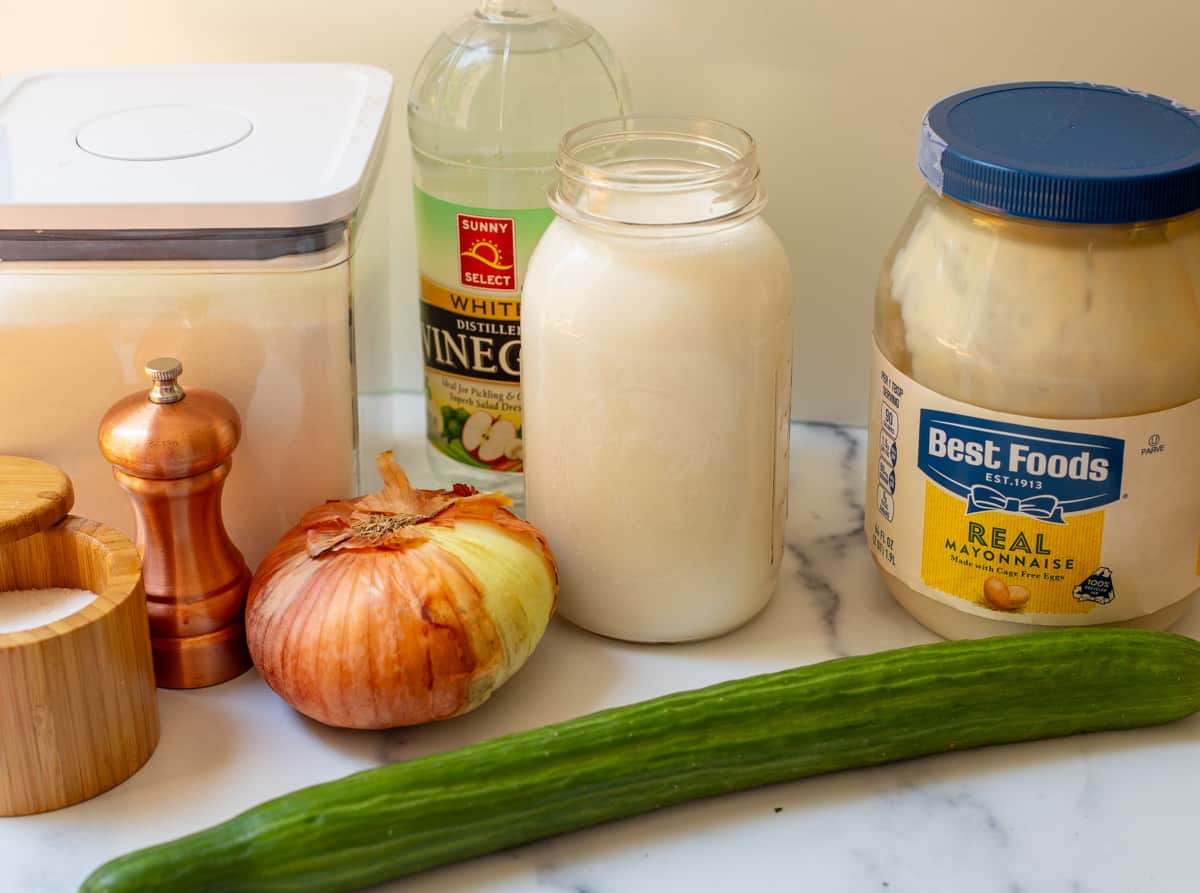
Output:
[
  {"xmin": 421, "ymin": 277, "xmax": 521, "ymax": 323},
  {"xmin": 919, "ymin": 481, "xmax": 1102, "ymax": 615}
]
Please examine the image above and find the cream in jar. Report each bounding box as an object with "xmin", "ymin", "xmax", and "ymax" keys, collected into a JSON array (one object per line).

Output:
[
  {"xmin": 868, "ymin": 82, "xmax": 1200, "ymax": 639},
  {"xmin": 522, "ymin": 117, "xmax": 793, "ymax": 642}
]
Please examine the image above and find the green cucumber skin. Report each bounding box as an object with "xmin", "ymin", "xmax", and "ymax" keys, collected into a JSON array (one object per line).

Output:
[{"xmin": 82, "ymin": 629, "xmax": 1200, "ymax": 893}]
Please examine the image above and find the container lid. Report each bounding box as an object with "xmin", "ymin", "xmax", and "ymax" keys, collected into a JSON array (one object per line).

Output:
[
  {"xmin": 918, "ymin": 82, "xmax": 1200, "ymax": 224},
  {"xmin": 0, "ymin": 457, "xmax": 73, "ymax": 546},
  {"xmin": 0, "ymin": 64, "xmax": 393, "ymax": 230}
]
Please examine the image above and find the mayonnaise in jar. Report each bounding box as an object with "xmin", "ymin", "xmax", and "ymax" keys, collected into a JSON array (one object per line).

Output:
[{"xmin": 868, "ymin": 82, "xmax": 1200, "ymax": 639}]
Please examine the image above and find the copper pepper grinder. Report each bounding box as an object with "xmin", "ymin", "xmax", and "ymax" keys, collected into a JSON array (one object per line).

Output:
[{"xmin": 99, "ymin": 358, "xmax": 252, "ymax": 689}]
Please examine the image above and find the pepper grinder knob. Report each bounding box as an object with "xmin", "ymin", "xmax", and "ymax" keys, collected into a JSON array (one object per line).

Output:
[
  {"xmin": 98, "ymin": 359, "xmax": 252, "ymax": 689},
  {"xmin": 145, "ymin": 357, "xmax": 185, "ymax": 404}
]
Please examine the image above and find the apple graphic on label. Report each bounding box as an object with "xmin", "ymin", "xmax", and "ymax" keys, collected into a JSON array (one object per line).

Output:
[{"xmin": 461, "ymin": 411, "xmax": 521, "ymax": 464}]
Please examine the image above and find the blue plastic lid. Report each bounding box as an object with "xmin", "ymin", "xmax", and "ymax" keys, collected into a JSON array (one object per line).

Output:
[{"xmin": 918, "ymin": 82, "xmax": 1200, "ymax": 224}]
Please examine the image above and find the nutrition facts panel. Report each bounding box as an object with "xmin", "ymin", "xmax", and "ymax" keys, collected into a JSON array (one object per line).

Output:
[
  {"xmin": 871, "ymin": 364, "xmax": 902, "ymax": 568},
  {"xmin": 877, "ymin": 368, "xmax": 902, "ymax": 520}
]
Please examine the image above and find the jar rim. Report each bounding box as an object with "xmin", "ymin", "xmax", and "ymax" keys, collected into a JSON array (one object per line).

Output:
[
  {"xmin": 557, "ymin": 116, "xmax": 757, "ymax": 186},
  {"xmin": 550, "ymin": 116, "xmax": 766, "ymax": 230}
]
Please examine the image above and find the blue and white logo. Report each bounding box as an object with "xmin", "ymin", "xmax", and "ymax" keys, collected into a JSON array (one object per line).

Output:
[{"xmin": 918, "ymin": 411, "xmax": 1124, "ymax": 523}]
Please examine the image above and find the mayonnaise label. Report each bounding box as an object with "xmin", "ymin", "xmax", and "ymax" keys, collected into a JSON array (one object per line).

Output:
[{"xmin": 869, "ymin": 342, "xmax": 1200, "ymax": 624}]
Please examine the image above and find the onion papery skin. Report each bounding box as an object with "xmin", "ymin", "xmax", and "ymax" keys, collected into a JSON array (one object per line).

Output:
[{"xmin": 245, "ymin": 468, "xmax": 558, "ymax": 730}]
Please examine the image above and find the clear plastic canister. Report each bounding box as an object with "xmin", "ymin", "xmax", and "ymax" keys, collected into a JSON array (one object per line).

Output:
[
  {"xmin": 0, "ymin": 222, "xmax": 371, "ymax": 570},
  {"xmin": 0, "ymin": 63, "xmax": 392, "ymax": 571}
]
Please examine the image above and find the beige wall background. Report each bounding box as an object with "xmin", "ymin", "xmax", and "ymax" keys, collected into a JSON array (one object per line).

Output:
[{"xmin": 3, "ymin": 1, "xmax": 1199, "ymax": 424}]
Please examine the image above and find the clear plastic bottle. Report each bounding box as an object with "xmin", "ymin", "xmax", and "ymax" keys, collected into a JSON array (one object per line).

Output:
[{"xmin": 407, "ymin": 0, "xmax": 631, "ymax": 504}]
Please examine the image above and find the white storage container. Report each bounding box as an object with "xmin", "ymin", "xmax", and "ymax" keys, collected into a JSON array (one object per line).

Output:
[{"xmin": 0, "ymin": 64, "xmax": 393, "ymax": 568}]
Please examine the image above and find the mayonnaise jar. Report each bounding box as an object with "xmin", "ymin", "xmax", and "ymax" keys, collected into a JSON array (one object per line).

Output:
[{"xmin": 867, "ymin": 82, "xmax": 1200, "ymax": 639}]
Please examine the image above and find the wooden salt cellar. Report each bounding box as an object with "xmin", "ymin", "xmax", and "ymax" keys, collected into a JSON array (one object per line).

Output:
[
  {"xmin": 99, "ymin": 358, "xmax": 252, "ymax": 689},
  {"xmin": 0, "ymin": 456, "xmax": 159, "ymax": 817}
]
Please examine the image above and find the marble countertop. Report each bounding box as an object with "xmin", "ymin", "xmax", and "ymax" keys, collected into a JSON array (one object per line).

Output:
[{"xmin": 6, "ymin": 393, "xmax": 1199, "ymax": 893}]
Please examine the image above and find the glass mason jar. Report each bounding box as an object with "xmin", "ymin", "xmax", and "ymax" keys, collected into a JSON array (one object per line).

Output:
[
  {"xmin": 867, "ymin": 82, "xmax": 1200, "ymax": 640},
  {"xmin": 521, "ymin": 117, "xmax": 794, "ymax": 643}
]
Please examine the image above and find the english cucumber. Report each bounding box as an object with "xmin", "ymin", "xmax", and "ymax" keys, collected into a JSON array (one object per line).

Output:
[{"xmin": 81, "ymin": 628, "xmax": 1200, "ymax": 892}]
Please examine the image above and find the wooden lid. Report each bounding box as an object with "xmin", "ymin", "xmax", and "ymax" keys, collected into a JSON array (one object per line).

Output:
[{"xmin": 0, "ymin": 456, "xmax": 74, "ymax": 546}]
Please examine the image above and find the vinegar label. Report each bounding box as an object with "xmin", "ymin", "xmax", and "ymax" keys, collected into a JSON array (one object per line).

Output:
[
  {"xmin": 867, "ymin": 340, "xmax": 1200, "ymax": 624},
  {"xmin": 420, "ymin": 279, "xmax": 521, "ymax": 384},
  {"xmin": 413, "ymin": 189, "xmax": 555, "ymax": 473}
]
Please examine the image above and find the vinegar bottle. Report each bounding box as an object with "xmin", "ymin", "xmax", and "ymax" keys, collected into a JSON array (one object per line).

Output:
[{"xmin": 407, "ymin": 0, "xmax": 630, "ymax": 505}]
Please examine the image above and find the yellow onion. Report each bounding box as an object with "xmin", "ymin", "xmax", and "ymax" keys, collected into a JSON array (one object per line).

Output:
[{"xmin": 245, "ymin": 451, "xmax": 558, "ymax": 729}]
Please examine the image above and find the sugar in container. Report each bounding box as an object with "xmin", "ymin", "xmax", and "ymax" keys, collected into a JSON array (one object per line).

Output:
[{"xmin": 0, "ymin": 65, "xmax": 392, "ymax": 568}]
